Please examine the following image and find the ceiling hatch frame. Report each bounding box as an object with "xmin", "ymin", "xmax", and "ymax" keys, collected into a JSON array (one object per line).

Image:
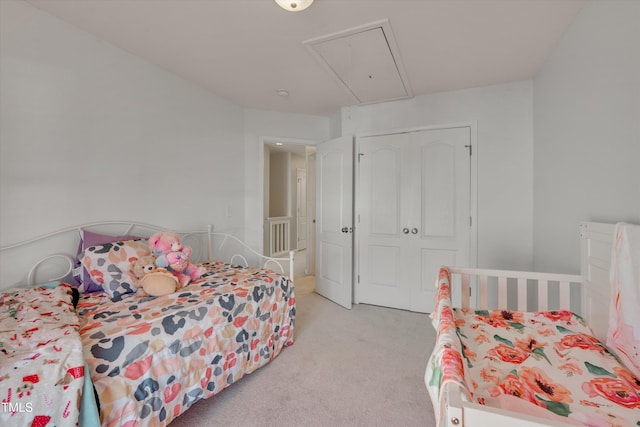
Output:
[{"xmin": 303, "ymin": 19, "xmax": 413, "ymax": 106}]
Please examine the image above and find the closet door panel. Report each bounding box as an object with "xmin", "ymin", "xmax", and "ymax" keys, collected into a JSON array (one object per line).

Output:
[
  {"xmin": 358, "ymin": 134, "xmax": 411, "ymax": 310},
  {"xmin": 369, "ymin": 147, "xmax": 401, "ymax": 236},
  {"xmin": 421, "ymin": 142, "xmax": 456, "ymax": 238},
  {"xmin": 409, "ymin": 127, "xmax": 471, "ymax": 312},
  {"xmin": 369, "ymin": 245, "xmax": 401, "ymax": 289},
  {"xmin": 361, "ymin": 244, "xmax": 405, "ymax": 309}
]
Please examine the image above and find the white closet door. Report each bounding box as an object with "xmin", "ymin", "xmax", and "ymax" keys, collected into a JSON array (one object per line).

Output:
[
  {"xmin": 357, "ymin": 127, "xmax": 471, "ymax": 313},
  {"xmin": 357, "ymin": 132, "xmax": 413, "ymax": 310},
  {"xmin": 407, "ymin": 127, "xmax": 471, "ymax": 312},
  {"xmin": 316, "ymin": 136, "xmax": 353, "ymax": 309}
]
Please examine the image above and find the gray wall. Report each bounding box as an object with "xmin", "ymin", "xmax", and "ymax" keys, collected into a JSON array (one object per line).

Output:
[
  {"xmin": 268, "ymin": 151, "xmax": 289, "ymax": 218},
  {"xmin": 533, "ymin": 0, "xmax": 640, "ymax": 273},
  {"xmin": 0, "ymin": 1, "xmax": 328, "ymax": 287},
  {"xmin": 0, "ymin": 0, "xmax": 245, "ymax": 245}
]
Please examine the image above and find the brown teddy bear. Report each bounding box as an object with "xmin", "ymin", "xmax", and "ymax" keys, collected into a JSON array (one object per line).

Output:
[{"xmin": 131, "ymin": 255, "xmax": 178, "ymax": 297}]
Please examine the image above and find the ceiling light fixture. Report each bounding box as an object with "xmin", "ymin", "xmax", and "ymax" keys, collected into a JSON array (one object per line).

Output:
[{"xmin": 274, "ymin": 0, "xmax": 314, "ymax": 12}]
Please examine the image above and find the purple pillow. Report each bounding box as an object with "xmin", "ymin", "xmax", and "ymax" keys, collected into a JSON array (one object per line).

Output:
[{"xmin": 74, "ymin": 230, "xmax": 142, "ymax": 293}]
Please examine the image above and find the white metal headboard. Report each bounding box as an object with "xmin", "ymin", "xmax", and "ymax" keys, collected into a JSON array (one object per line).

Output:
[
  {"xmin": 580, "ymin": 221, "xmax": 615, "ymax": 342},
  {"xmin": 0, "ymin": 221, "xmax": 294, "ymax": 289},
  {"xmin": 204, "ymin": 225, "xmax": 295, "ymax": 280}
]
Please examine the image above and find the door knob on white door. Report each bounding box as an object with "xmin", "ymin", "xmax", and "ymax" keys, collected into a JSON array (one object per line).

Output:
[
  {"xmin": 341, "ymin": 227, "xmax": 353, "ymax": 233},
  {"xmin": 411, "ymin": 228, "xmax": 418, "ymax": 234},
  {"xmin": 402, "ymin": 228, "xmax": 410, "ymax": 234}
]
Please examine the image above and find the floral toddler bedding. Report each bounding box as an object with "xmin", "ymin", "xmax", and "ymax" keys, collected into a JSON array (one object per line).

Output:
[
  {"xmin": 0, "ymin": 284, "xmax": 85, "ymax": 427},
  {"xmin": 77, "ymin": 261, "xmax": 295, "ymax": 427},
  {"xmin": 427, "ymin": 267, "xmax": 640, "ymax": 427}
]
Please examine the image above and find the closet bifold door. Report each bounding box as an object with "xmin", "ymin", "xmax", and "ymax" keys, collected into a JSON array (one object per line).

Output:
[
  {"xmin": 357, "ymin": 127, "xmax": 471, "ymax": 313},
  {"xmin": 357, "ymin": 132, "xmax": 412, "ymax": 310}
]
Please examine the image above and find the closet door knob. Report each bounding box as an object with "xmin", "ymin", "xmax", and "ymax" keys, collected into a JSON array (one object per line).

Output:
[
  {"xmin": 411, "ymin": 228, "xmax": 419, "ymax": 234},
  {"xmin": 402, "ymin": 228, "xmax": 410, "ymax": 234},
  {"xmin": 341, "ymin": 227, "xmax": 349, "ymax": 233}
]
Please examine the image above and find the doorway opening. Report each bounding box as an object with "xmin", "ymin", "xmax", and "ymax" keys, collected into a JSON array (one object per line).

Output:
[{"xmin": 262, "ymin": 139, "xmax": 317, "ymax": 294}]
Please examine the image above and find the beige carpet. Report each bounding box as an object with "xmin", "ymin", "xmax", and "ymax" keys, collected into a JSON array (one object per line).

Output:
[{"xmin": 170, "ymin": 276, "xmax": 437, "ymax": 426}]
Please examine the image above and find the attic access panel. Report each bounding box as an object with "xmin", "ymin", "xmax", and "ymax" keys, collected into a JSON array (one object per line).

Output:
[{"xmin": 304, "ymin": 19, "xmax": 412, "ymax": 105}]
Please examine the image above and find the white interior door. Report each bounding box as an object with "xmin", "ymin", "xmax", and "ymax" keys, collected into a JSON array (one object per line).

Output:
[
  {"xmin": 357, "ymin": 132, "xmax": 413, "ymax": 310},
  {"xmin": 306, "ymin": 153, "xmax": 317, "ymax": 275},
  {"xmin": 357, "ymin": 127, "xmax": 472, "ymax": 313},
  {"xmin": 316, "ymin": 136, "xmax": 353, "ymax": 309},
  {"xmin": 296, "ymin": 168, "xmax": 307, "ymax": 250}
]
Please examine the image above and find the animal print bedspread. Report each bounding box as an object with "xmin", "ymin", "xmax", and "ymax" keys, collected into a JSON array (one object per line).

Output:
[
  {"xmin": 0, "ymin": 284, "xmax": 85, "ymax": 427},
  {"xmin": 77, "ymin": 261, "xmax": 295, "ymax": 427}
]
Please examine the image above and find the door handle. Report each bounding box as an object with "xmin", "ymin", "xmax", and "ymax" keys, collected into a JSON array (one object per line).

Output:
[
  {"xmin": 411, "ymin": 228, "xmax": 419, "ymax": 235},
  {"xmin": 402, "ymin": 228, "xmax": 410, "ymax": 234},
  {"xmin": 341, "ymin": 227, "xmax": 353, "ymax": 233}
]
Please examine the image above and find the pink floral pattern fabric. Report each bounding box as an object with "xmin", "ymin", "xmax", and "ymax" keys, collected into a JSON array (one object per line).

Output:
[
  {"xmin": 608, "ymin": 223, "xmax": 640, "ymax": 380},
  {"xmin": 426, "ymin": 268, "xmax": 473, "ymax": 426},
  {"xmin": 80, "ymin": 239, "xmax": 151, "ymax": 300},
  {"xmin": 77, "ymin": 261, "xmax": 295, "ymax": 427},
  {"xmin": 427, "ymin": 267, "xmax": 640, "ymax": 427},
  {"xmin": 0, "ymin": 284, "xmax": 85, "ymax": 427}
]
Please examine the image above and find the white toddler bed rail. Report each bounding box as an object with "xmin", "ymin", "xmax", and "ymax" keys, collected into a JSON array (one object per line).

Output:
[
  {"xmin": 440, "ymin": 267, "xmax": 584, "ymax": 427},
  {"xmin": 448, "ymin": 268, "xmax": 583, "ymax": 313},
  {"xmin": 0, "ymin": 221, "xmax": 295, "ymax": 289},
  {"xmin": 430, "ymin": 222, "xmax": 618, "ymax": 427}
]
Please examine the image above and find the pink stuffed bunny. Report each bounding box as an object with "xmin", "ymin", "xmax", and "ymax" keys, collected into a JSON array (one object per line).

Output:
[{"xmin": 148, "ymin": 230, "xmax": 206, "ymax": 287}]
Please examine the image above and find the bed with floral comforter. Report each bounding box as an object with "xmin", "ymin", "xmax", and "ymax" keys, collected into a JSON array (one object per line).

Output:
[
  {"xmin": 77, "ymin": 261, "xmax": 295, "ymax": 427},
  {"xmin": 0, "ymin": 284, "xmax": 85, "ymax": 427},
  {"xmin": 426, "ymin": 267, "xmax": 640, "ymax": 427}
]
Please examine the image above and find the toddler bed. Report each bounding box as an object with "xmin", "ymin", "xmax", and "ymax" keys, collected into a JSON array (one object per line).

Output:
[
  {"xmin": 426, "ymin": 222, "xmax": 640, "ymax": 427},
  {"xmin": 0, "ymin": 221, "xmax": 296, "ymax": 427}
]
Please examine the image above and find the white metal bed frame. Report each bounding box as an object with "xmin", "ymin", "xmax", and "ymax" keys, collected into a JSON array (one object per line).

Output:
[
  {"xmin": 0, "ymin": 221, "xmax": 295, "ymax": 289},
  {"xmin": 435, "ymin": 221, "xmax": 616, "ymax": 427}
]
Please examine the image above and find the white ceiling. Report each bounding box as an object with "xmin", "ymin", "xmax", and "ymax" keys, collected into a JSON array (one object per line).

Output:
[{"xmin": 26, "ymin": 0, "xmax": 585, "ymax": 117}]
